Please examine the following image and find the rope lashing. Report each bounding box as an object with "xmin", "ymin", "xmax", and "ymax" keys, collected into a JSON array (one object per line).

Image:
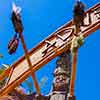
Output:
[{"xmin": 71, "ymin": 34, "xmax": 84, "ymax": 53}]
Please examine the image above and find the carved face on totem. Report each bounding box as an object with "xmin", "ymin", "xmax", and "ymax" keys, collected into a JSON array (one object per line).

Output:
[{"xmin": 53, "ymin": 74, "xmax": 67, "ymax": 91}]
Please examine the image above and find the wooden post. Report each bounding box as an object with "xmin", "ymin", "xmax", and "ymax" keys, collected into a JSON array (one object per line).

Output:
[
  {"xmin": 67, "ymin": 48, "xmax": 78, "ymax": 100},
  {"xmin": 68, "ymin": 21, "xmax": 79, "ymax": 99},
  {"xmin": 19, "ymin": 32, "xmax": 40, "ymax": 94},
  {"xmin": 70, "ymin": 48, "xmax": 78, "ymax": 96}
]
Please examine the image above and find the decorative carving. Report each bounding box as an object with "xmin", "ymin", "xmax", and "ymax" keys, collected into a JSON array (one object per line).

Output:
[
  {"xmin": 91, "ymin": 5, "xmax": 100, "ymax": 19},
  {"xmin": 94, "ymin": 10, "xmax": 100, "ymax": 19},
  {"xmin": 53, "ymin": 51, "xmax": 72, "ymax": 92},
  {"xmin": 42, "ymin": 40, "xmax": 57, "ymax": 56},
  {"xmin": 56, "ymin": 28, "xmax": 74, "ymax": 41}
]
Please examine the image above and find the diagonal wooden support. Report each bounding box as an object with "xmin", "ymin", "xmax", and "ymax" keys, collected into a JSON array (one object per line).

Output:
[
  {"xmin": 18, "ymin": 32, "xmax": 40, "ymax": 94},
  {"xmin": 6, "ymin": 31, "xmax": 41, "ymax": 94},
  {"xmin": 6, "ymin": 31, "xmax": 41, "ymax": 95}
]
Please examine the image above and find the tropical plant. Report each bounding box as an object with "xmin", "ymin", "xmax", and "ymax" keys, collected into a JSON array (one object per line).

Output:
[{"xmin": 0, "ymin": 64, "xmax": 10, "ymax": 89}]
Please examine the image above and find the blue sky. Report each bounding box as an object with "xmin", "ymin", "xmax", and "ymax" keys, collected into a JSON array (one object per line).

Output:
[{"xmin": 0, "ymin": 0, "xmax": 100, "ymax": 99}]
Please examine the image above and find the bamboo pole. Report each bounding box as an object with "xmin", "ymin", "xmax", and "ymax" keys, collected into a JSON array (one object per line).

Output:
[
  {"xmin": 69, "ymin": 48, "xmax": 78, "ymax": 96},
  {"xmin": 19, "ymin": 32, "xmax": 40, "ymax": 94}
]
